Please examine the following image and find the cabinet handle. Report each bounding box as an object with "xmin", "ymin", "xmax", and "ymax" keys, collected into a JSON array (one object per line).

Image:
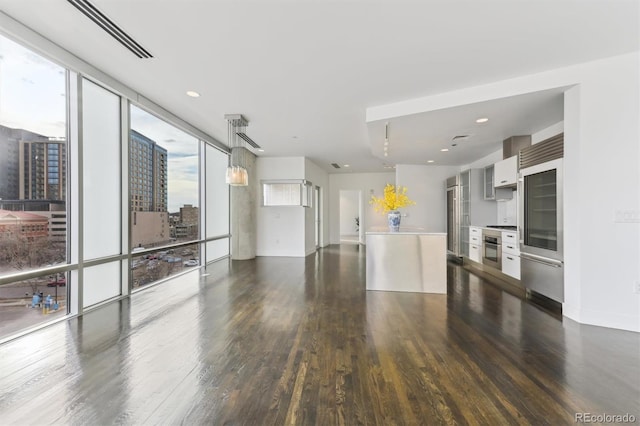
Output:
[
  {"xmin": 501, "ymin": 180, "xmax": 507, "ymax": 183},
  {"xmin": 507, "ymin": 245, "xmax": 514, "ymax": 249},
  {"xmin": 507, "ymin": 256, "xmax": 513, "ymax": 260}
]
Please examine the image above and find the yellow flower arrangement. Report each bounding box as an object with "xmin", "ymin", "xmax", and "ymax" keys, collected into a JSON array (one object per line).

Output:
[{"xmin": 370, "ymin": 184, "xmax": 416, "ymax": 213}]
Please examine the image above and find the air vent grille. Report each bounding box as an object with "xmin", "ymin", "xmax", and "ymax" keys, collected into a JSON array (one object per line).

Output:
[
  {"xmin": 519, "ymin": 133, "xmax": 564, "ymax": 169},
  {"xmin": 67, "ymin": 0, "xmax": 153, "ymax": 59},
  {"xmin": 331, "ymin": 163, "xmax": 341, "ymax": 169}
]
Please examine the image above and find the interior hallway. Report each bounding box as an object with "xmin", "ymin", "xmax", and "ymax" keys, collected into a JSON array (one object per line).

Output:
[{"xmin": 0, "ymin": 245, "xmax": 638, "ymax": 424}]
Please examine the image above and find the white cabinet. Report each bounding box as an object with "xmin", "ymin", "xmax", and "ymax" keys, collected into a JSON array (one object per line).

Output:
[
  {"xmin": 494, "ymin": 156, "xmax": 518, "ymax": 188},
  {"xmin": 484, "ymin": 165, "xmax": 495, "ymax": 200},
  {"xmin": 502, "ymin": 253, "xmax": 521, "ymax": 280},
  {"xmin": 468, "ymin": 227, "xmax": 482, "ymax": 263},
  {"xmin": 469, "ymin": 243, "xmax": 481, "ymax": 263},
  {"xmin": 502, "ymin": 231, "xmax": 519, "ymax": 253},
  {"xmin": 501, "ymin": 231, "xmax": 520, "ymax": 279}
]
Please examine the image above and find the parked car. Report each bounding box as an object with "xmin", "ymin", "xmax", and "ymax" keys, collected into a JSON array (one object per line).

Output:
[
  {"xmin": 47, "ymin": 278, "xmax": 66, "ymax": 287},
  {"xmin": 183, "ymin": 259, "xmax": 198, "ymax": 267}
]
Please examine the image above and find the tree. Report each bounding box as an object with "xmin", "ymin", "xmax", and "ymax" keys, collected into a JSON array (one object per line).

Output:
[{"xmin": 0, "ymin": 230, "xmax": 66, "ymax": 293}]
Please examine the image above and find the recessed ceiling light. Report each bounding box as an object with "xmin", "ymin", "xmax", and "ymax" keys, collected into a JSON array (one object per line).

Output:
[
  {"xmin": 258, "ymin": 149, "xmax": 264, "ymax": 152},
  {"xmin": 475, "ymin": 117, "xmax": 489, "ymax": 123},
  {"xmin": 427, "ymin": 160, "xmax": 434, "ymax": 163},
  {"xmin": 186, "ymin": 91, "xmax": 200, "ymax": 98},
  {"xmin": 384, "ymin": 141, "xmax": 389, "ymax": 146},
  {"xmin": 343, "ymin": 164, "xmax": 350, "ymax": 167},
  {"xmin": 440, "ymin": 148, "xmax": 449, "ymax": 152},
  {"xmin": 384, "ymin": 153, "xmax": 388, "ymax": 157}
]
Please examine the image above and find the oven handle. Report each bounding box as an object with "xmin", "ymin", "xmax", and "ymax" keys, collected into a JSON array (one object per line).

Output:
[{"xmin": 521, "ymin": 252, "xmax": 563, "ymax": 268}]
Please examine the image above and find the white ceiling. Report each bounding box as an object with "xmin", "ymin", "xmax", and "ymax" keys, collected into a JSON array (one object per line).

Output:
[{"xmin": 0, "ymin": 0, "xmax": 637, "ymax": 173}]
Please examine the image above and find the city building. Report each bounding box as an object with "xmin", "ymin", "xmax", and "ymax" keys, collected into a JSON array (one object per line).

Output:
[
  {"xmin": 0, "ymin": 125, "xmax": 65, "ymax": 201},
  {"xmin": 0, "ymin": 200, "xmax": 66, "ymax": 242},
  {"xmin": 129, "ymin": 129, "xmax": 168, "ymax": 213},
  {"xmin": 0, "ymin": 209, "xmax": 49, "ymax": 238},
  {"xmin": 179, "ymin": 204, "xmax": 198, "ymax": 225}
]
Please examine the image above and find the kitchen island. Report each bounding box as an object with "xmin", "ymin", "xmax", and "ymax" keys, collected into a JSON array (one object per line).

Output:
[{"xmin": 365, "ymin": 227, "xmax": 447, "ymax": 294}]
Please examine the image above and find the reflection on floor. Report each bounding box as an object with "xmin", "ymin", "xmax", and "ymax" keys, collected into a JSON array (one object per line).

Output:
[
  {"xmin": 339, "ymin": 234, "xmax": 359, "ymax": 244},
  {"xmin": 0, "ymin": 245, "xmax": 638, "ymax": 424}
]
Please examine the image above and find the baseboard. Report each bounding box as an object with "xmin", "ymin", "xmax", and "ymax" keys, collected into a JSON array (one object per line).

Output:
[{"xmin": 462, "ymin": 257, "xmax": 526, "ymax": 299}]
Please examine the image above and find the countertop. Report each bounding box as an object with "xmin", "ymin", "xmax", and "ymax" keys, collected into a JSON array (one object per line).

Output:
[
  {"xmin": 366, "ymin": 227, "xmax": 446, "ymax": 236},
  {"xmin": 470, "ymin": 226, "xmax": 518, "ymax": 233}
]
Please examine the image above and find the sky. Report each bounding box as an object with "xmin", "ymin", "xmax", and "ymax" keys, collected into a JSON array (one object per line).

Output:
[{"xmin": 0, "ymin": 34, "xmax": 199, "ymax": 213}]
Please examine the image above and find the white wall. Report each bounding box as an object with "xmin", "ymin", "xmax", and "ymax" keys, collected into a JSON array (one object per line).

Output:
[
  {"xmin": 395, "ymin": 165, "xmax": 459, "ymax": 232},
  {"xmin": 304, "ymin": 158, "xmax": 330, "ymax": 255},
  {"xmin": 339, "ymin": 190, "xmax": 360, "ymax": 235},
  {"xmin": 369, "ymin": 52, "xmax": 640, "ymax": 332},
  {"xmin": 329, "ymin": 173, "xmax": 395, "ymax": 244},
  {"xmin": 255, "ymin": 157, "xmax": 306, "ymax": 256}
]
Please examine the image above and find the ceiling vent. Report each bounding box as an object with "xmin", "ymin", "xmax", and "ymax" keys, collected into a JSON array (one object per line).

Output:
[
  {"xmin": 331, "ymin": 163, "xmax": 341, "ymax": 169},
  {"xmin": 236, "ymin": 132, "xmax": 261, "ymax": 149},
  {"xmin": 67, "ymin": 0, "xmax": 153, "ymax": 59}
]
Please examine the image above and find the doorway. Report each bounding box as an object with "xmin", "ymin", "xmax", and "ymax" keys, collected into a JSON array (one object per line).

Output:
[
  {"xmin": 339, "ymin": 190, "xmax": 362, "ymax": 244},
  {"xmin": 315, "ymin": 185, "xmax": 321, "ymax": 249}
]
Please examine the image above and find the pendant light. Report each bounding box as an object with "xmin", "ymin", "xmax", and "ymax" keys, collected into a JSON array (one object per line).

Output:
[{"xmin": 224, "ymin": 114, "xmax": 253, "ymax": 186}]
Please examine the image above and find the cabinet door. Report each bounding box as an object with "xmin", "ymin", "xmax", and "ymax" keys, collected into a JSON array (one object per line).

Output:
[
  {"xmin": 494, "ymin": 156, "xmax": 518, "ymax": 188},
  {"xmin": 484, "ymin": 165, "xmax": 495, "ymax": 200},
  {"xmin": 502, "ymin": 254, "xmax": 521, "ymax": 279},
  {"xmin": 501, "ymin": 231, "xmax": 519, "ymax": 254},
  {"xmin": 469, "ymin": 244, "xmax": 481, "ymax": 263}
]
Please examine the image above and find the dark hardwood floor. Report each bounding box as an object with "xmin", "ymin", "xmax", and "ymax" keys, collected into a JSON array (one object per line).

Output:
[{"xmin": 0, "ymin": 244, "xmax": 638, "ymax": 425}]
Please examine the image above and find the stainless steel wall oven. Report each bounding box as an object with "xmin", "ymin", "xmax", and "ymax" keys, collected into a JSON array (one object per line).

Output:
[{"xmin": 482, "ymin": 229, "xmax": 501, "ymax": 269}]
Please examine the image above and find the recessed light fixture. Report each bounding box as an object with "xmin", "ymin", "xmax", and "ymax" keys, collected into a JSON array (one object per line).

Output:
[
  {"xmin": 343, "ymin": 164, "xmax": 350, "ymax": 168},
  {"xmin": 384, "ymin": 153, "xmax": 388, "ymax": 157},
  {"xmin": 186, "ymin": 91, "xmax": 200, "ymax": 98},
  {"xmin": 427, "ymin": 160, "xmax": 434, "ymax": 163},
  {"xmin": 440, "ymin": 148, "xmax": 449, "ymax": 152},
  {"xmin": 258, "ymin": 149, "xmax": 264, "ymax": 152},
  {"xmin": 475, "ymin": 117, "xmax": 489, "ymax": 123}
]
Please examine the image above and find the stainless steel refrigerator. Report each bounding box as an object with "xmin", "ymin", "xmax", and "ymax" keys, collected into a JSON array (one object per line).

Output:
[{"xmin": 519, "ymin": 137, "xmax": 564, "ymax": 302}]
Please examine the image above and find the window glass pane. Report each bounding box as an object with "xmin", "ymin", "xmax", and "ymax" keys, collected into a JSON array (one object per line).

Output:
[
  {"xmin": 206, "ymin": 238, "xmax": 229, "ymax": 263},
  {"xmin": 0, "ymin": 35, "xmax": 67, "ymax": 276},
  {"xmin": 83, "ymin": 261, "xmax": 120, "ymax": 308},
  {"xmin": 82, "ymin": 79, "xmax": 121, "ymax": 259},
  {"xmin": 131, "ymin": 243, "xmax": 200, "ymax": 289},
  {"xmin": 130, "ymin": 106, "xmax": 199, "ymax": 253},
  {"xmin": 0, "ymin": 273, "xmax": 67, "ymax": 337},
  {"xmin": 0, "ymin": 34, "xmax": 68, "ymax": 337},
  {"xmin": 205, "ymin": 144, "xmax": 229, "ymax": 238}
]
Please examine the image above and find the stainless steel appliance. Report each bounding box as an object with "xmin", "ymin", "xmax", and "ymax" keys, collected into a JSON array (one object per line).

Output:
[
  {"xmin": 482, "ymin": 229, "xmax": 501, "ymax": 269},
  {"xmin": 446, "ymin": 175, "xmax": 460, "ymax": 256},
  {"xmin": 519, "ymin": 157, "xmax": 564, "ymax": 302}
]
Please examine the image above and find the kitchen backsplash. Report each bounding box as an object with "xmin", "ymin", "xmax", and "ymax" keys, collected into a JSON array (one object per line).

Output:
[{"xmin": 497, "ymin": 189, "xmax": 518, "ymax": 225}]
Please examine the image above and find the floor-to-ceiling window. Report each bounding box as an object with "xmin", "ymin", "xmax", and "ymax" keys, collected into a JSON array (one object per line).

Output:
[
  {"xmin": 0, "ymin": 34, "xmax": 68, "ymax": 335},
  {"xmin": 0, "ymin": 26, "xmax": 230, "ymax": 340},
  {"xmin": 129, "ymin": 105, "xmax": 202, "ymax": 289}
]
